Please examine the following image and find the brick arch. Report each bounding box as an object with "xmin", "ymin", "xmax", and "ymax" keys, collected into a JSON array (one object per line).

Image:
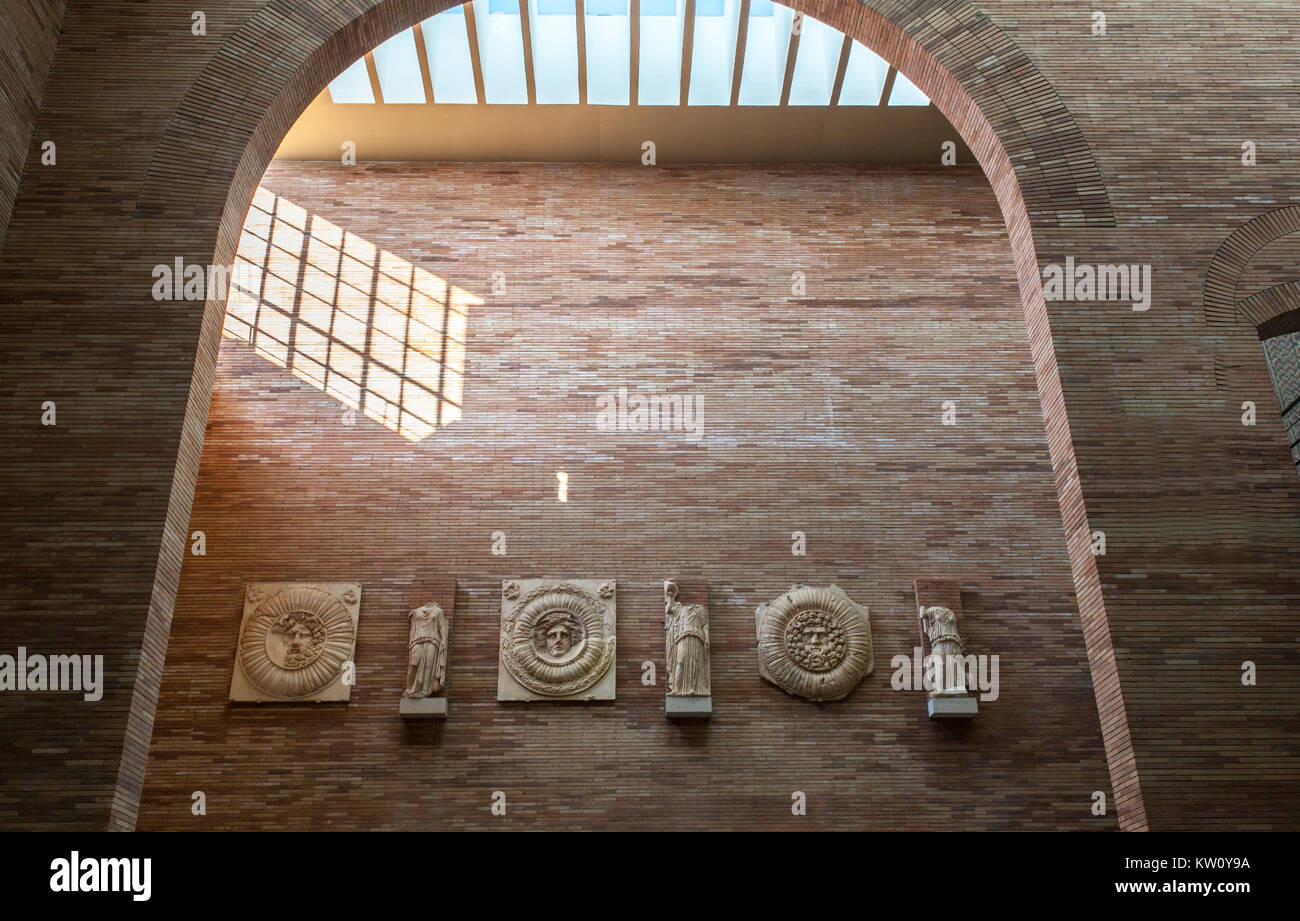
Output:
[
  {"xmin": 117, "ymin": 0, "xmax": 1142, "ymax": 831},
  {"xmin": 1203, "ymin": 205, "xmax": 1300, "ymax": 327}
]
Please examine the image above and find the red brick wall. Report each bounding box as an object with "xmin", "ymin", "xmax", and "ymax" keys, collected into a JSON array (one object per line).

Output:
[{"xmin": 135, "ymin": 161, "xmax": 1115, "ymax": 830}]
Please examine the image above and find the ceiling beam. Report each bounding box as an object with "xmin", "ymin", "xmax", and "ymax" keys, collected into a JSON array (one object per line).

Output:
[
  {"xmin": 520, "ymin": 0, "xmax": 537, "ymax": 105},
  {"xmin": 412, "ymin": 22, "xmax": 436, "ymax": 104},
  {"xmin": 829, "ymin": 32, "xmax": 852, "ymax": 106},
  {"xmin": 679, "ymin": 0, "xmax": 696, "ymax": 106},
  {"xmin": 576, "ymin": 0, "xmax": 588, "ymax": 105},
  {"xmin": 465, "ymin": 2, "xmax": 488, "ymax": 105},
  {"xmin": 729, "ymin": 0, "xmax": 750, "ymax": 106},
  {"xmin": 364, "ymin": 51, "xmax": 385, "ymax": 105},
  {"xmin": 779, "ymin": 14, "xmax": 801, "ymax": 107},
  {"xmin": 630, "ymin": 0, "xmax": 640, "ymax": 106},
  {"xmin": 880, "ymin": 65, "xmax": 898, "ymax": 107}
]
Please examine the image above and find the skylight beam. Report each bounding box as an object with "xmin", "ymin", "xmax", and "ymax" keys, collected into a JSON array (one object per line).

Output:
[
  {"xmin": 520, "ymin": 0, "xmax": 538, "ymax": 104},
  {"xmin": 679, "ymin": 0, "xmax": 695, "ymax": 105},
  {"xmin": 630, "ymin": 0, "xmax": 640, "ymax": 105},
  {"xmin": 778, "ymin": 15, "xmax": 801, "ymax": 106},
  {"xmin": 412, "ymin": 22, "xmax": 436, "ymax": 104},
  {"xmin": 729, "ymin": 0, "xmax": 750, "ymax": 106},
  {"xmin": 464, "ymin": 4, "xmax": 489, "ymax": 103},
  {"xmin": 576, "ymin": 1, "xmax": 588, "ymax": 103},
  {"xmin": 364, "ymin": 52, "xmax": 385, "ymax": 104},
  {"xmin": 829, "ymin": 33, "xmax": 851, "ymax": 105}
]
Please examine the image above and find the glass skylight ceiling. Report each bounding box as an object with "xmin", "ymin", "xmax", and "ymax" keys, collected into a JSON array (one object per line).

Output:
[{"xmin": 327, "ymin": 0, "xmax": 929, "ymax": 108}]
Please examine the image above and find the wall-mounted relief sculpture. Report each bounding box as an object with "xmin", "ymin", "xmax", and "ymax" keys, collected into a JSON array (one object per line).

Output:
[
  {"xmin": 230, "ymin": 582, "xmax": 360, "ymax": 702},
  {"xmin": 755, "ymin": 584, "xmax": 873, "ymax": 701},
  {"xmin": 664, "ymin": 580, "xmax": 711, "ymax": 719},
  {"xmin": 913, "ymin": 579, "xmax": 977, "ymax": 717},
  {"xmin": 498, "ymin": 579, "xmax": 617, "ymax": 701},
  {"xmin": 913, "ymin": 577, "xmax": 979, "ymax": 718},
  {"xmin": 400, "ymin": 601, "xmax": 450, "ymax": 719}
]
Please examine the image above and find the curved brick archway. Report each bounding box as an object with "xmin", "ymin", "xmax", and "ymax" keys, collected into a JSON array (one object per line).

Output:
[
  {"xmin": 118, "ymin": 0, "xmax": 1142, "ymax": 830},
  {"xmin": 1203, "ymin": 205, "xmax": 1300, "ymax": 328}
]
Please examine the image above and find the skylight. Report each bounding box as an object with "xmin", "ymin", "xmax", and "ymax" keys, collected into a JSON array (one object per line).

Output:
[
  {"xmin": 422, "ymin": 8, "xmax": 477, "ymax": 103},
  {"xmin": 888, "ymin": 70, "xmax": 931, "ymax": 106},
  {"xmin": 329, "ymin": 0, "xmax": 931, "ymax": 110},
  {"xmin": 530, "ymin": 0, "xmax": 580, "ymax": 103},
  {"xmin": 327, "ymin": 57, "xmax": 375, "ymax": 104},
  {"xmin": 736, "ymin": 1, "xmax": 794, "ymax": 105},
  {"xmin": 638, "ymin": 0, "xmax": 684, "ymax": 105},
  {"xmin": 786, "ymin": 16, "xmax": 842, "ymax": 106},
  {"xmin": 373, "ymin": 29, "xmax": 426, "ymax": 103},
  {"xmin": 475, "ymin": 0, "xmax": 529, "ymax": 104},
  {"xmin": 687, "ymin": 0, "xmax": 742, "ymax": 105},
  {"xmin": 837, "ymin": 40, "xmax": 889, "ymax": 106},
  {"xmin": 585, "ymin": 0, "xmax": 631, "ymax": 105}
]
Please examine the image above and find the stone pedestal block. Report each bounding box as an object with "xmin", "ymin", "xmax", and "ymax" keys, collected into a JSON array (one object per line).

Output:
[
  {"xmin": 400, "ymin": 697, "xmax": 448, "ymax": 718},
  {"xmin": 666, "ymin": 696, "xmax": 712, "ymax": 719}
]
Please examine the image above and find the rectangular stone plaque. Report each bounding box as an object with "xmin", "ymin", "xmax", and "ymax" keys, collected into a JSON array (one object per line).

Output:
[
  {"xmin": 497, "ymin": 578, "xmax": 617, "ymax": 701},
  {"xmin": 230, "ymin": 582, "xmax": 361, "ymax": 703}
]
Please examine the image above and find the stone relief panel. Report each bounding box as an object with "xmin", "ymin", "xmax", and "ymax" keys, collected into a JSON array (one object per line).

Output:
[
  {"xmin": 755, "ymin": 584, "xmax": 873, "ymax": 701},
  {"xmin": 230, "ymin": 582, "xmax": 360, "ymax": 702},
  {"xmin": 498, "ymin": 579, "xmax": 616, "ymax": 701}
]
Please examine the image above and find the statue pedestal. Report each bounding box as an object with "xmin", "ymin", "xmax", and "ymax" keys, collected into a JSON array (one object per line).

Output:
[
  {"xmin": 927, "ymin": 694, "xmax": 978, "ymax": 718},
  {"xmin": 400, "ymin": 697, "xmax": 448, "ymax": 719},
  {"xmin": 666, "ymin": 695, "xmax": 711, "ymax": 719}
]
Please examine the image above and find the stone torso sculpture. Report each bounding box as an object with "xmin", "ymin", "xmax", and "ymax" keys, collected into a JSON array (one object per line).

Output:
[
  {"xmin": 664, "ymin": 580, "xmax": 710, "ymax": 697},
  {"xmin": 404, "ymin": 603, "xmax": 448, "ymax": 699},
  {"xmin": 919, "ymin": 605, "xmax": 967, "ymax": 697}
]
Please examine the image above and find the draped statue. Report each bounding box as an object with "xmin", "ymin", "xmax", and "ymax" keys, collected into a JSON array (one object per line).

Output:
[
  {"xmin": 664, "ymin": 580, "xmax": 710, "ymax": 697},
  {"xmin": 403, "ymin": 602, "xmax": 448, "ymax": 699},
  {"xmin": 919, "ymin": 605, "xmax": 968, "ymax": 698}
]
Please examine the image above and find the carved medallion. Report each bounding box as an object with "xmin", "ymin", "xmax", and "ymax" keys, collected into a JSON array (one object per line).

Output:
[
  {"xmin": 498, "ymin": 579, "xmax": 616, "ymax": 701},
  {"xmin": 230, "ymin": 582, "xmax": 361, "ymax": 702},
  {"xmin": 755, "ymin": 584, "xmax": 873, "ymax": 701}
]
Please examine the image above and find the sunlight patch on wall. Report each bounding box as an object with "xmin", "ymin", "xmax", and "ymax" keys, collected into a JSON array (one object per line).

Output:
[{"xmin": 224, "ymin": 187, "xmax": 481, "ymax": 442}]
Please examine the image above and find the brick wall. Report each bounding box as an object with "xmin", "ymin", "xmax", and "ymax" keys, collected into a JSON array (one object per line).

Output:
[
  {"xmin": 2, "ymin": 0, "xmax": 1299, "ymax": 832},
  {"xmin": 0, "ymin": 0, "xmax": 65, "ymax": 247},
  {"xmin": 135, "ymin": 161, "xmax": 1114, "ymax": 830}
]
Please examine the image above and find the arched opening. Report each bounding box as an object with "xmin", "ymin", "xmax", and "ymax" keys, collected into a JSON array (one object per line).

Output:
[{"xmin": 116, "ymin": 0, "xmax": 1143, "ymax": 831}]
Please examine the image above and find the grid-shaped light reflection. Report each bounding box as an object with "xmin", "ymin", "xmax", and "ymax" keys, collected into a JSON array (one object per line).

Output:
[{"xmin": 226, "ymin": 187, "xmax": 481, "ymax": 442}]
